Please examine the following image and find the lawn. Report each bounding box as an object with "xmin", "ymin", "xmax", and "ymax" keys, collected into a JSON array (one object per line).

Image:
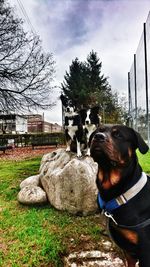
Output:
[
  {"xmin": 137, "ymin": 150, "xmax": 150, "ymax": 174},
  {"xmin": 0, "ymin": 156, "xmax": 105, "ymax": 267},
  {"xmin": 0, "ymin": 150, "xmax": 149, "ymax": 266}
]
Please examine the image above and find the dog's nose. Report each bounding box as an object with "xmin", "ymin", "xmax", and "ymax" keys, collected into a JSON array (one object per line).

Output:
[
  {"xmin": 94, "ymin": 132, "xmax": 106, "ymax": 142},
  {"xmin": 86, "ymin": 120, "xmax": 89, "ymax": 125}
]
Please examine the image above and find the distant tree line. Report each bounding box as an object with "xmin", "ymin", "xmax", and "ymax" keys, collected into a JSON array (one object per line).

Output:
[{"xmin": 61, "ymin": 51, "xmax": 127, "ymax": 124}]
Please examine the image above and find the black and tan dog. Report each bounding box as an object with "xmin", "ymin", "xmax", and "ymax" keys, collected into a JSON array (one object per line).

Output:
[{"xmin": 90, "ymin": 125, "xmax": 149, "ymax": 267}]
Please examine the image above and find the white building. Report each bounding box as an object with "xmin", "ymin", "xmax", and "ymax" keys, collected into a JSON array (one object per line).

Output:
[{"xmin": 0, "ymin": 114, "xmax": 27, "ymax": 134}]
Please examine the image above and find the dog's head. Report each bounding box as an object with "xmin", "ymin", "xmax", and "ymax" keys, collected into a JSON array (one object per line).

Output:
[
  {"xmin": 65, "ymin": 105, "xmax": 75, "ymax": 114},
  {"xmin": 90, "ymin": 125, "xmax": 149, "ymax": 192},
  {"xmin": 90, "ymin": 125, "xmax": 149, "ymax": 167},
  {"xmin": 60, "ymin": 94, "xmax": 76, "ymax": 115},
  {"xmin": 80, "ymin": 106, "xmax": 101, "ymax": 126}
]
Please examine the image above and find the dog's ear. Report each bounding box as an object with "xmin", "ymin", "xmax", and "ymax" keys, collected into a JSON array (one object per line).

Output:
[
  {"xmin": 134, "ymin": 130, "xmax": 149, "ymax": 154},
  {"xmin": 91, "ymin": 106, "xmax": 99, "ymax": 114},
  {"xmin": 60, "ymin": 94, "xmax": 68, "ymax": 107}
]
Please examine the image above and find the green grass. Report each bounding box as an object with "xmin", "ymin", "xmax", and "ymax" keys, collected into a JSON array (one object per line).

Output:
[
  {"xmin": 137, "ymin": 150, "xmax": 150, "ymax": 174},
  {"xmin": 0, "ymin": 157, "xmax": 104, "ymax": 267},
  {"xmin": 0, "ymin": 150, "xmax": 149, "ymax": 267}
]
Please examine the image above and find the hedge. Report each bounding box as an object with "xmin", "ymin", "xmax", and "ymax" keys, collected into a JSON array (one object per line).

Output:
[{"xmin": 0, "ymin": 132, "xmax": 65, "ymax": 147}]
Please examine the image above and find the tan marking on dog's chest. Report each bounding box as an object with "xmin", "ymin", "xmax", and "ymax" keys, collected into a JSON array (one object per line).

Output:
[
  {"xmin": 98, "ymin": 169, "xmax": 121, "ymax": 189},
  {"xmin": 110, "ymin": 169, "xmax": 121, "ymax": 185}
]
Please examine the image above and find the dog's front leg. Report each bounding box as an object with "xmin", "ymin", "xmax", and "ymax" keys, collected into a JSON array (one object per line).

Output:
[
  {"xmin": 66, "ymin": 139, "xmax": 71, "ymax": 152},
  {"xmin": 76, "ymin": 140, "xmax": 82, "ymax": 157},
  {"xmin": 86, "ymin": 147, "xmax": 90, "ymax": 156},
  {"xmin": 125, "ymin": 252, "xmax": 137, "ymax": 267},
  {"xmin": 138, "ymin": 236, "xmax": 150, "ymax": 267},
  {"xmin": 86, "ymin": 136, "xmax": 90, "ymax": 156},
  {"xmin": 86, "ymin": 136, "xmax": 92, "ymax": 156}
]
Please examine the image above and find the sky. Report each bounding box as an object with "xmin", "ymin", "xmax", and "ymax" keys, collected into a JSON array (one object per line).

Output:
[{"xmin": 9, "ymin": 0, "xmax": 150, "ymax": 125}]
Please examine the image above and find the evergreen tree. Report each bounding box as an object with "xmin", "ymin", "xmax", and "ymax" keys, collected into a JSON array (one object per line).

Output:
[
  {"xmin": 61, "ymin": 50, "xmax": 114, "ymax": 109},
  {"xmin": 85, "ymin": 50, "xmax": 112, "ymax": 106},
  {"xmin": 86, "ymin": 50, "xmax": 108, "ymax": 92},
  {"xmin": 61, "ymin": 50, "xmax": 124, "ymax": 123},
  {"xmin": 61, "ymin": 58, "xmax": 88, "ymax": 108}
]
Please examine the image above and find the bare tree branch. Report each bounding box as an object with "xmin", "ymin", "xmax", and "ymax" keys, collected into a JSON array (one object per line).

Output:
[{"xmin": 0, "ymin": 0, "xmax": 55, "ymax": 112}]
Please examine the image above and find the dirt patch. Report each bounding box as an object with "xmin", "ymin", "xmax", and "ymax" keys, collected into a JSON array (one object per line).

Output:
[
  {"xmin": 63, "ymin": 250, "xmax": 125, "ymax": 267},
  {"xmin": 61, "ymin": 214, "xmax": 125, "ymax": 266},
  {"xmin": 0, "ymin": 146, "xmax": 60, "ymax": 161}
]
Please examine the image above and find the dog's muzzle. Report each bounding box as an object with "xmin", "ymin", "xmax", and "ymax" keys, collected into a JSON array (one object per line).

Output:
[{"xmin": 93, "ymin": 132, "xmax": 106, "ymax": 142}]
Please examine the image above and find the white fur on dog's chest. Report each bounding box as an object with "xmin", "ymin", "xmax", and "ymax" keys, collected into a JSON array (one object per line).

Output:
[
  {"xmin": 85, "ymin": 124, "xmax": 97, "ymax": 138},
  {"xmin": 66, "ymin": 125, "xmax": 78, "ymax": 139}
]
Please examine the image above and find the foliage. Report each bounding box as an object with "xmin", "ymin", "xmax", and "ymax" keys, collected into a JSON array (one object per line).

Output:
[
  {"xmin": 0, "ymin": 0, "xmax": 55, "ymax": 112},
  {"xmin": 61, "ymin": 51, "xmax": 125, "ymax": 123},
  {"xmin": 61, "ymin": 51, "xmax": 110, "ymax": 108},
  {"xmin": 137, "ymin": 150, "xmax": 150, "ymax": 173},
  {"xmin": 61, "ymin": 58, "xmax": 87, "ymax": 107},
  {"xmin": 0, "ymin": 132, "xmax": 65, "ymax": 147}
]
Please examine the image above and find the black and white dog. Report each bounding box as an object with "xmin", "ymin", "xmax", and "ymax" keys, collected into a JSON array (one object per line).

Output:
[
  {"xmin": 60, "ymin": 94, "xmax": 101, "ymax": 157},
  {"xmin": 80, "ymin": 106, "xmax": 101, "ymax": 155},
  {"xmin": 60, "ymin": 94, "xmax": 83, "ymax": 157}
]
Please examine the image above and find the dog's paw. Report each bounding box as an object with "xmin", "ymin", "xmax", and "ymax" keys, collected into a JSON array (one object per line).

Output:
[
  {"xmin": 77, "ymin": 152, "xmax": 82, "ymax": 158},
  {"xmin": 86, "ymin": 149, "xmax": 91, "ymax": 156}
]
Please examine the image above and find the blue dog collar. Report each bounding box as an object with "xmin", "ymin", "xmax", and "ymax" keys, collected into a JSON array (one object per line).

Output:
[
  {"xmin": 97, "ymin": 192, "xmax": 120, "ymax": 213},
  {"xmin": 97, "ymin": 172, "xmax": 148, "ymax": 213}
]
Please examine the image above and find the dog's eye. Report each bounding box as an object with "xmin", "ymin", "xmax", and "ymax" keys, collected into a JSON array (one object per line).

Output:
[
  {"xmin": 99, "ymin": 127, "xmax": 106, "ymax": 132},
  {"xmin": 112, "ymin": 130, "xmax": 122, "ymax": 139}
]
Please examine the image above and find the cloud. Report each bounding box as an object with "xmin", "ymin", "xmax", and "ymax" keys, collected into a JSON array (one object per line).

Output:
[
  {"xmin": 16, "ymin": 0, "xmax": 105, "ymax": 52},
  {"xmin": 9, "ymin": 0, "xmax": 150, "ymax": 124}
]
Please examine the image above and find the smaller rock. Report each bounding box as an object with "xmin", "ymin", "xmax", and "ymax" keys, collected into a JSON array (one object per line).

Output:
[
  {"xmin": 63, "ymin": 250, "xmax": 124, "ymax": 267},
  {"xmin": 20, "ymin": 175, "xmax": 40, "ymax": 189},
  {"xmin": 102, "ymin": 240, "xmax": 113, "ymax": 251},
  {"xmin": 17, "ymin": 185, "xmax": 47, "ymax": 205}
]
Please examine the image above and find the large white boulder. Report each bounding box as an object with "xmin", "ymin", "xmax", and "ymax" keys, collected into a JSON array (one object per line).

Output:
[{"xmin": 40, "ymin": 149, "xmax": 98, "ymax": 215}]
